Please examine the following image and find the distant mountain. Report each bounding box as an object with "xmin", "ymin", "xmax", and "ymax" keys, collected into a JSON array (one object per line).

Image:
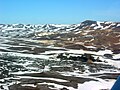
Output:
[
  {"xmin": 0, "ymin": 20, "xmax": 120, "ymax": 53},
  {"xmin": 78, "ymin": 20, "xmax": 120, "ymax": 30},
  {"xmin": 0, "ymin": 20, "xmax": 120, "ymax": 32}
]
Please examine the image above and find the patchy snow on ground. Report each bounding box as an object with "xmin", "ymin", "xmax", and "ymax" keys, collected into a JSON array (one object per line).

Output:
[
  {"xmin": 113, "ymin": 54, "xmax": 120, "ymax": 59},
  {"xmin": 78, "ymin": 80, "xmax": 115, "ymax": 90},
  {"xmin": 0, "ymin": 52, "xmax": 49, "ymax": 59},
  {"xmin": 17, "ymin": 76, "xmax": 69, "ymax": 82}
]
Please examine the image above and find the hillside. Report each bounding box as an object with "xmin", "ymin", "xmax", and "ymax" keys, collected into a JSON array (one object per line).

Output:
[
  {"xmin": 0, "ymin": 20, "xmax": 120, "ymax": 53},
  {"xmin": 0, "ymin": 20, "xmax": 120, "ymax": 90}
]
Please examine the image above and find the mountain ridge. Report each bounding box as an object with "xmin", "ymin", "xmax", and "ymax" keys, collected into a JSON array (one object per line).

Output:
[
  {"xmin": 0, "ymin": 20, "xmax": 120, "ymax": 31},
  {"xmin": 0, "ymin": 20, "xmax": 120, "ymax": 38},
  {"xmin": 0, "ymin": 20, "xmax": 120, "ymax": 53}
]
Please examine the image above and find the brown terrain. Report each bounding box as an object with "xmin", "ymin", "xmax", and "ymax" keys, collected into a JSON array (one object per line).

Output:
[{"xmin": 0, "ymin": 20, "xmax": 120, "ymax": 90}]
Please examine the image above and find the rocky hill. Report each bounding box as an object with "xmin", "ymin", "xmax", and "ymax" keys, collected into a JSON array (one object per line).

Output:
[
  {"xmin": 0, "ymin": 20, "xmax": 120, "ymax": 90},
  {"xmin": 0, "ymin": 20, "xmax": 120, "ymax": 53}
]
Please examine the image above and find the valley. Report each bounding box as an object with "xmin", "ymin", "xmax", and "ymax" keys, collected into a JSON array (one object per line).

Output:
[{"xmin": 0, "ymin": 20, "xmax": 120, "ymax": 90}]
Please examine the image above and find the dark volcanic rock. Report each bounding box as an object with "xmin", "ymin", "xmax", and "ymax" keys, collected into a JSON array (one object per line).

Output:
[
  {"xmin": 81, "ymin": 20, "xmax": 97, "ymax": 26},
  {"xmin": 24, "ymin": 71, "xmax": 95, "ymax": 81},
  {"xmin": 104, "ymin": 54, "xmax": 113, "ymax": 59},
  {"xmin": 112, "ymin": 49, "xmax": 120, "ymax": 54},
  {"xmin": 76, "ymin": 20, "xmax": 97, "ymax": 29},
  {"xmin": 60, "ymin": 87, "xmax": 69, "ymax": 90},
  {"xmin": 89, "ymin": 73, "xmax": 120, "ymax": 79},
  {"xmin": 56, "ymin": 53, "xmax": 100, "ymax": 63},
  {"xmin": 9, "ymin": 84, "xmax": 54, "ymax": 90},
  {"xmin": 64, "ymin": 44, "xmax": 88, "ymax": 50},
  {"xmin": 9, "ymin": 84, "xmax": 37, "ymax": 90}
]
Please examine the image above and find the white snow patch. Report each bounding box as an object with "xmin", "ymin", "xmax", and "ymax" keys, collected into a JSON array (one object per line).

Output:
[
  {"xmin": 78, "ymin": 80, "xmax": 115, "ymax": 90},
  {"xmin": 94, "ymin": 21, "xmax": 103, "ymax": 29},
  {"xmin": 75, "ymin": 31, "xmax": 82, "ymax": 34},
  {"xmin": 103, "ymin": 25, "xmax": 111, "ymax": 29},
  {"xmin": 2, "ymin": 28, "xmax": 25, "ymax": 31},
  {"xmin": 105, "ymin": 22, "xmax": 112, "ymax": 24},
  {"xmin": 113, "ymin": 54, "xmax": 120, "ymax": 59},
  {"xmin": 91, "ymin": 24, "xmax": 96, "ymax": 27},
  {"xmin": 117, "ymin": 24, "xmax": 120, "ymax": 27},
  {"xmin": 42, "ymin": 49, "xmax": 112, "ymax": 56},
  {"xmin": 96, "ymin": 50, "xmax": 113, "ymax": 55},
  {"xmin": 21, "ymin": 84, "xmax": 36, "ymax": 87},
  {"xmin": 17, "ymin": 76, "xmax": 68, "ymax": 82}
]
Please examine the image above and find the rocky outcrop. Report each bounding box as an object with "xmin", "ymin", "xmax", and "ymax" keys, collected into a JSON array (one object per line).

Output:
[
  {"xmin": 9, "ymin": 84, "xmax": 55, "ymax": 90},
  {"xmin": 64, "ymin": 44, "xmax": 88, "ymax": 50},
  {"xmin": 56, "ymin": 53, "xmax": 101, "ymax": 63}
]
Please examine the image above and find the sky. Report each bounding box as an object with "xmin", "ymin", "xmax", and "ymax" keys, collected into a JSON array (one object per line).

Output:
[{"xmin": 0, "ymin": 0, "xmax": 120, "ymax": 24}]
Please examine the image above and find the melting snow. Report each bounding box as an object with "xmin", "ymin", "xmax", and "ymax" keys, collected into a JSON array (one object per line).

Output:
[
  {"xmin": 17, "ymin": 76, "xmax": 68, "ymax": 82},
  {"xmin": 94, "ymin": 21, "xmax": 103, "ymax": 29},
  {"xmin": 78, "ymin": 80, "xmax": 115, "ymax": 90},
  {"xmin": 117, "ymin": 24, "xmax": 120, "ymax": 27}
]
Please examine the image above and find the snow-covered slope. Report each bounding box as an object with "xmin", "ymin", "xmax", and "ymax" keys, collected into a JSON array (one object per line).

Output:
[
  {"xmin": 0, "ymin": 20, "xmax": 120, "ymax": 38},
  {"xmin": 0, "ymin": 20, "xmax": 120, "ymax": 90}
]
